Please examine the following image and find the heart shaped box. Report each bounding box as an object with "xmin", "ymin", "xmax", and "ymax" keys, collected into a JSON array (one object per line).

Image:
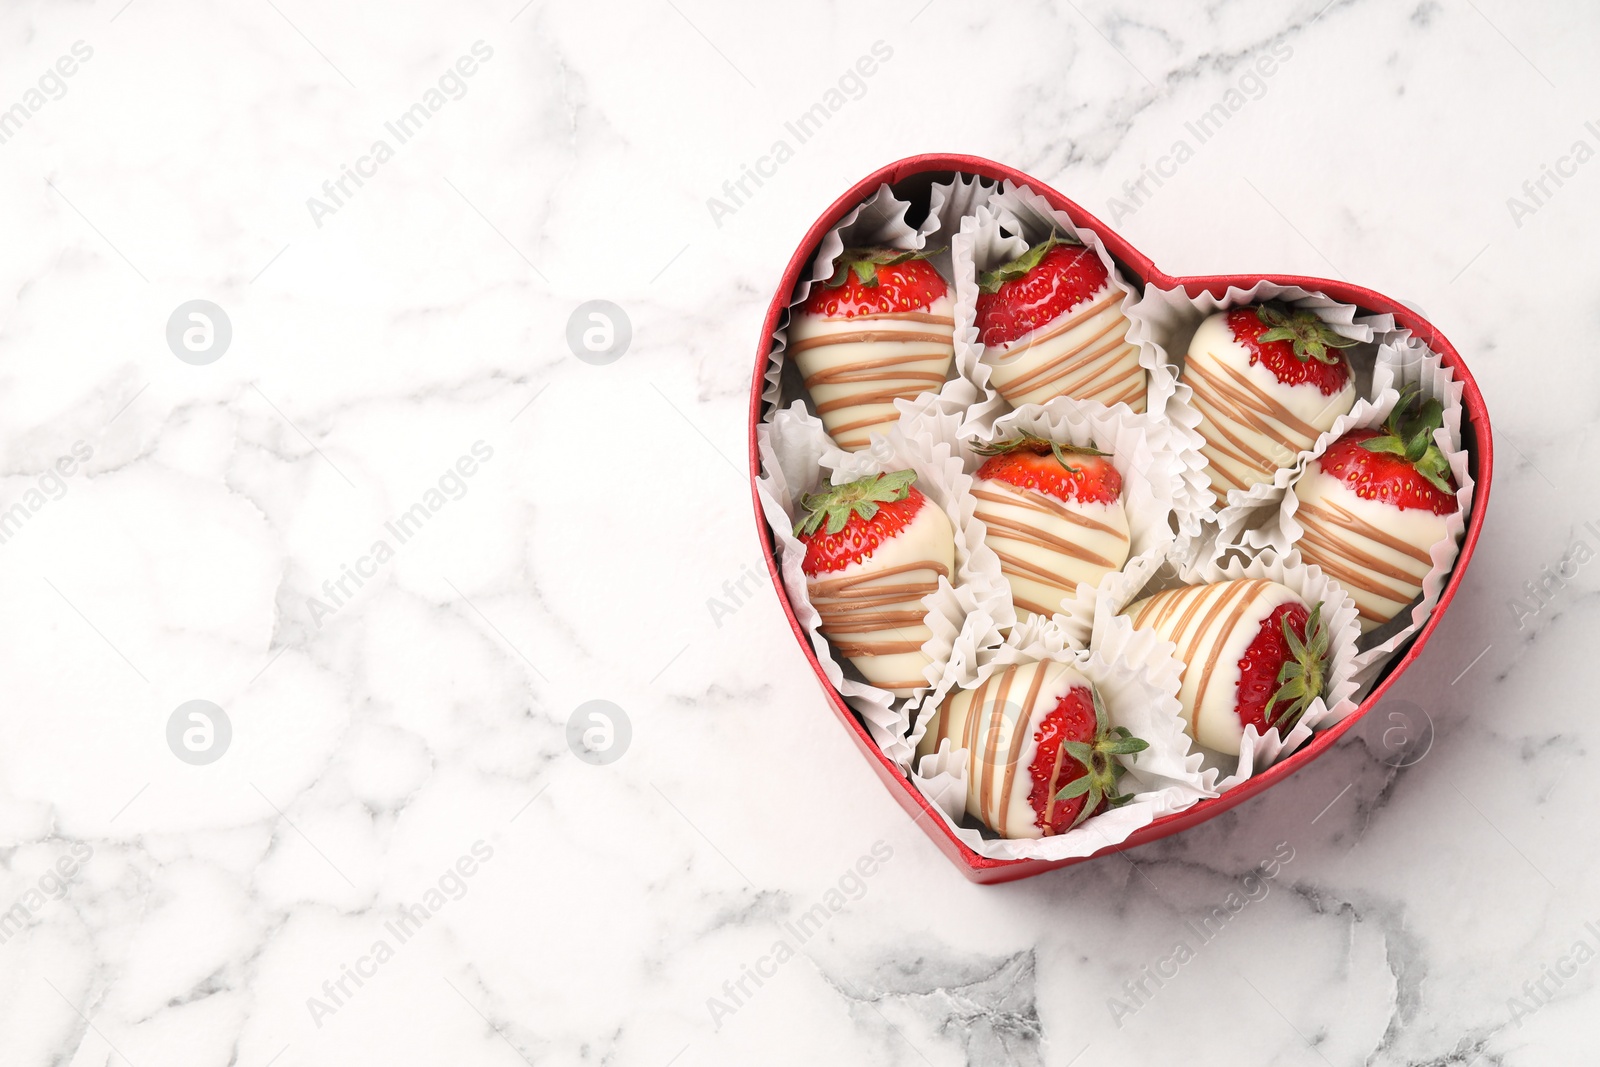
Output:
[{"xmin": 747, "ymin": 154, "xmax": 1493, "ymax": 883}]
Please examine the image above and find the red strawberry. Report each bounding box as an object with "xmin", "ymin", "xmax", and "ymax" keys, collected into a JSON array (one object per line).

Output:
[
  {"xmin": 795, "ymin": 470, "xmax": 956, "ymax": 696},
  {"xmin": 1125, "ymin": 580, "xmax": 1330, "ymax": 754},
  {"xmin": 974, "ymin": 238, "xmax": 1109, "ymax": 346},
  {"xmin": 1225, "ymin": 304, "xmax": 1355, "ymax": 395},
  {"xmin": 1031, "ymin": 684, "xmax": 1149, "ymax": 834},
  {"xmin": 1185, "ymin": 302, "xmax": 1360, "ymax": 498},
  {"xmin": 968, "ymin": 434, "xmax": 1131, "ymax": 619},
  {"xmin": 914, "ymin": 661, "xmax": 1147, "ymax": 838},
  {"xmin": 791, "ymin": 247, "xmax": 957, "ymax": 452},
  {"xmin": 1316, "ymin": 395, "xmax": 1457, "ymax": 513},
  {"xmin": 1234, "ymin": 601, "xmax": 1324, "ymax": 735},
  {"xmin": 802, "ymin": 248, "xmax": 948, "ymax": 318},
  {"xmin": 797, "ymin": 471, "xmax": 928, "ymax": 575},
  {"xmin": 971, "ymin": 234, "xmax": 1144, "ymax": 412},
  {"xmin": 973, "ymin": 434, "xmax": 1122, "ymax": 504},
  {"xmin": 1292, "ymin": 389, "xmax": 1459, "ymax": 631}
]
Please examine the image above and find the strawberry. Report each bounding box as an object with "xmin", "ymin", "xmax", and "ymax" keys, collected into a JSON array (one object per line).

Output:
[
  {"xmin": 1291, "ymin": 388, "xmax": 1460, "ymax": 631},
  {"xmin": 972, "ymin": 234, "xmax": 1145, "ymax": 412},
  {"xmin": 795, "ymin": 470, "xmax": 956, "ymax": 696},
  {"xmin": 1184, "ymin": 301, "xmax": 1359, "ymax": 500},
  {"xmin": 790, "ymin": 247, "xmax": 956, "ymax": 452},
  {"xmin": 968, "ymin": 433, "xmax": 1130, "ymax": 620},
  {"xmin": 975, "ymin": 239, "xmax": 1108, "ymax": 346},
  {"xmin": 1125, "ymin": 580, "xmax": 1331, "ymax": 755},
  {"xmin": 915, "ymin": 661, "xmax": 1148, "ymax": 838}
]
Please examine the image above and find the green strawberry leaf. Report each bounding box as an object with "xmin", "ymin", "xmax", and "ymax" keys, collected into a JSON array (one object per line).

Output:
[
  {"xmin": 825, "ymin": 246, "xmax": 943, "ymax": 289},
  {"xmin": 977, "ymin": 232, "xmax": 1081, "ymax": 294},
  {"xmin": 1262, "ymin": 602, "xmax": 1328, "ymax": 731},
  {"xmin": 794, "ymin": 469, "xmax": 918, "ymax": 537},
  {"xmin": 1253, "ymin": 302, "xmax": 1359, "ymax": 364}
]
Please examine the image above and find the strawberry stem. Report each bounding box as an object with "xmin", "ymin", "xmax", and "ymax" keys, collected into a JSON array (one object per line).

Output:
[
  {"xmin": 1053, "ymin": 685, "xmax": 1149, "ymax": 830},
  {"xmin": 1357, "ymin": 386, "xmax": 1454, "ymax": 495},
  {"xmin": 1255, "ymin": 302, "xmax": 1359, "ymax": 364},
  {"xmin": 825, "ymin": 246, "xmax": 944, "ymax": 289},
  {"xmin": 977, "ymin": 232, "xmax": 1081, "ymax": 294},
  {"xmin": 971, "ymin": 431, "xmax": 1109, "ymax": 476},
  {"xmin": 1262, "ymin": 601, "xmax": 1330, "ymax": 732},
  {"xmin": 794, "ymin": 470, "xmax": 917, "ymax": 537}
]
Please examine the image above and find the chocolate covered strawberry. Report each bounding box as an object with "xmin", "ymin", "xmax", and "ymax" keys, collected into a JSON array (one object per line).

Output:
[
  {"xmin": 1291, "ymin": 390, "xmax": 1459, "ymax": 632},
  {"xmin": 969, "ymin": 433, "xmax": 1130, "ymax": 621},
  {"xmin": 916, "ymin": 661, "xmax": 1148, "ymax": 838},
  {"xmin": 796, "ymin": 470, "xmax": 955, "ymax": 696},
  {"xmin": 1124, "ymin": 580, "xmax": 1330, "ymax": 755},
  {"xmin": 975, "ymin": 234, "xmax": 1145, "ymax": 412},
  {"xmin": 790, "ymin": 248, "xmax": 955, "ymax": 451},
  {"xmin": 1184, "ymin": 302, "xmax": 1359, "ymax": 501}
]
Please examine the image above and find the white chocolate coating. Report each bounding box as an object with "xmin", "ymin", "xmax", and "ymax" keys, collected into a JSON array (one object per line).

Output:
[
  {"xmin": 806, "ymin": 498, "xmax": 955, "ymax": 697},
  {"xmin": 981, "ymin": 283, "xmax": 1145, "ymax": 411},
  {"xmin": 1292, "ymin": 461, "xmax": 1451, "ymax": 632},
  {"xmin": 1185, "ymin": 311, "xmax": 1356, "ymax": 500},
  {"xmin": 1124, "ymin": 579, "xmax": 1305, "ymax": 755},
  {"xmin": 914, "ymin": 660, "xmax": 1090, "ymax": 839},
  {"xmin": 971, "ymin": 476, "xmax": 1130, "ymax": 623},
  {"xmin": 790, "ymin": 293, "xmax": 955, "ymax": 451}
]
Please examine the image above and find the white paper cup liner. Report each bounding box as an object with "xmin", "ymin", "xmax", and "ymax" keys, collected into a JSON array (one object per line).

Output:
[
  {"xmin": 761, "ymin": 182, "xmax": 974, "ymax": 451},
  {"xmin": 951, "ymin": 183, "xmax": 1163, "ymax": 434},
  {"xmin": 923, "ymin": 396, "xmax": 1190, "ymax": 640},
  {"xmin": 1216, "ymin": 337, "xmax": 1473, "ymax": 682},
  {"xmin": 757, "ymin": 400, "xmax": 1012, "ymax": 766},
  {"xmin": 903, "ymin": 609, "xmax": 1209, "ymax": 861},
  {"xmin": 1128, "ymin": 281, "xmax": 1380, "ymax": 533}
]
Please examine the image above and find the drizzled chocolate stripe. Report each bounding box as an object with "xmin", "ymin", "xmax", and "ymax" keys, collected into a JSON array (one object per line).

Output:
[
  {"xmin": 1186, "ymin": 582, "xmax": 1267, "ymax": 740},
  {"xmin": 1213, "ymin": 361, "xmax": 1322, "ymax": 440},
  {"xmin": 1002, "ymin": 315, "xmax": 1125, "ymax": 394},
  {"xmin": 802, "ymin": 351, "xmax": 949, "ymax": 389},
  {"xmin": 1187, "ymin": 356, "xmax": 1332, "ymax": 488},
  {"xmin": 1012, "ymin": 592, "xmax": 1067, "ymax": 617},
  {"xmin": 1300, "ymin": 497, "xmax": 1434, "ymax": 564},
  {"xmin": 844, "ymin": 310, "xmax": 956, "ymax": 326},
  {"xmin": 996, "ymin": 665, "xmax": 1049, "ymax": 837},
  {"xmin": 970, "ymin": 487, "xmax": 1121, "ymax": 534},
  {"xmin": 973, "ymin": 485, "xmax": 1128, "ymax": 618},
  {"xmin": 998, "ymin": 334, "xmax": 1142, "ymax": 403},
  {"xmin": 979, "ymin": 667, "xmax": 1019, "ymax": 825},
  {"xmin": 815, "ymin": 385, "xmax": 942, "ymax": 416},
  {"xmin": 987, "ymin": 287, "xmax": 1145, "ymax": 411},
  {"xmin": 1129, "ymin": 580, "xmax": 1271, "ymax": 742},
  {"xmin": 942, "ymin": 673, "xmax": 989, "ymax": 751},
  {"xmin": 978, "ymin": 514, "xmax": 1118, "ymax": 567},
  {"xmin": 809, "ymin": 559, "xmax": 950, "ymax": 661},
  {"xmin": 1050, "ymin": 337, "xmax": 1142, "ymax": 398},
  {"xmin": 792, "ymin": 309, "xmax": 956, "ymax": 449},
  {"xmin": 1294, "ymin": 499, "xmax": 1429, "ymax": 620},
  {"xmin": 789, "ymin": 330, "xmax": 954, "ymax": 354},
  {"xmin": 1001, "ymin": 340, "xmax": 1144, "ymax": 412},
  {"xmin": 997, "ymin": 289, "xmax": 1120, "ymax": 359}
]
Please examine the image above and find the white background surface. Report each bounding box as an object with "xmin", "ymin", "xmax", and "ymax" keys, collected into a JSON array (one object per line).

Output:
[{"xmin": 0, "ymin": 1, "xmax": 1590, "ymax": 1064}]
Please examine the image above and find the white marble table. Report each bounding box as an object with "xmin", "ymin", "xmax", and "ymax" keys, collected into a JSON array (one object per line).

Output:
[{"xmin": 0, "ymin": 1, "xmax": 1588, "ymax": 1064}]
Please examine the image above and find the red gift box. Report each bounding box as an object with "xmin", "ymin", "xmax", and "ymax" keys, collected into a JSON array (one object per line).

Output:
[{"xmin": 747, "ymin": 153, "xmax": 1493, "ymax": 883}]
